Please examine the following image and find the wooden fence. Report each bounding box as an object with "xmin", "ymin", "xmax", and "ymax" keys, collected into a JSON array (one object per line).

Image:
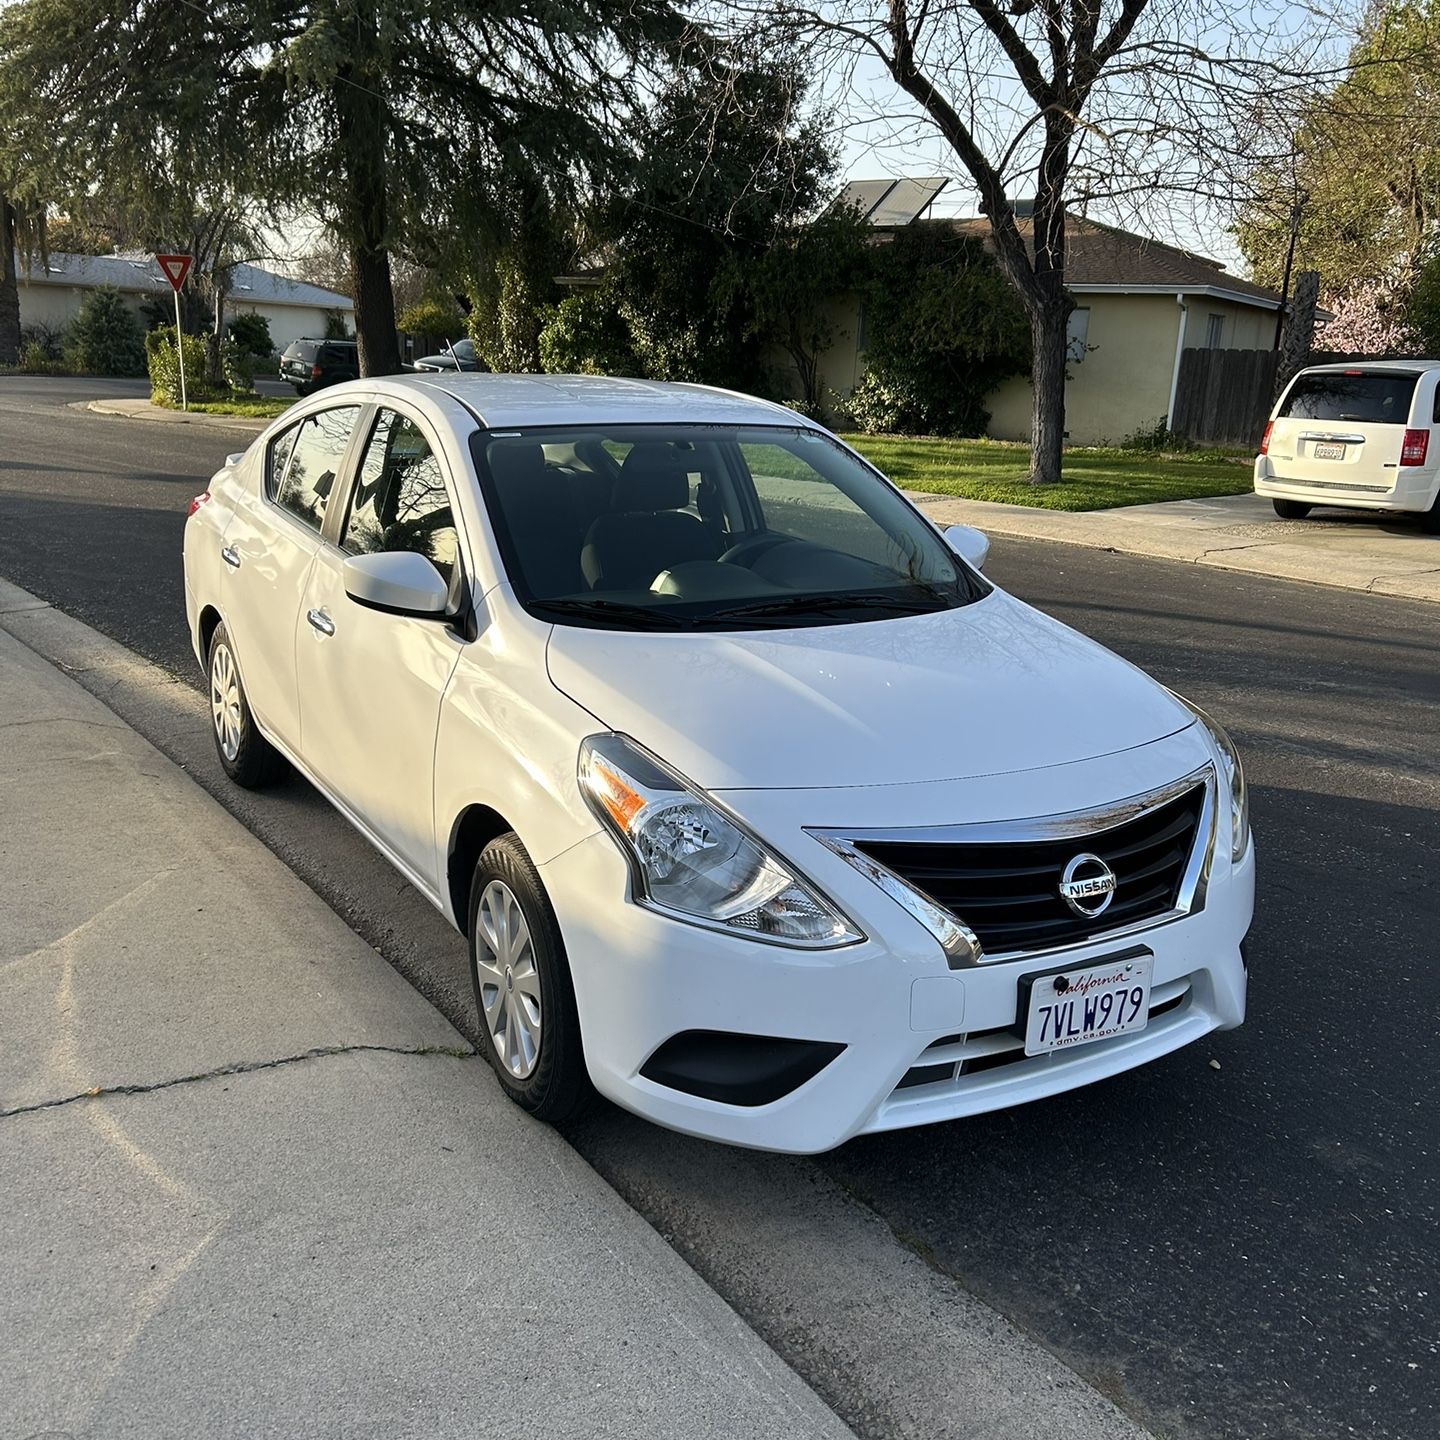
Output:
[{"xmin": 1170, "ymin": 348, "xmax": 1278, "ymax": 449}]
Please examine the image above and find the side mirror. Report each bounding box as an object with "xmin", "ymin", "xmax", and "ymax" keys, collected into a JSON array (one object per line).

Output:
[
  {"xmin": 224, "ymin": 451, "xmax": 247, "ymax": 468},
  {"xmin": 944, "ymin": 524, "xmax": 990, "ymax": 573},
  {"xmin": 342, "ymin": 552, "xmax": 450, "ymax": 619}
]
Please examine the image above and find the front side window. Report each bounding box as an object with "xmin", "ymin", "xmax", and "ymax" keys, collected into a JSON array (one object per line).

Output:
[
  {"xmin": 274, "ymin": 405, "xmax": 360, "ymax": 531},
  {"xmin": 343, "ymin": 409, "xmax": 458, "ymax": 584},
  {"xmin": 1279, "ymin": 371, "xmax": 1419, "ymax": 424},
  {"xmin": 472, "ymin": 424, "xmax": 988, "ymax": 631}
]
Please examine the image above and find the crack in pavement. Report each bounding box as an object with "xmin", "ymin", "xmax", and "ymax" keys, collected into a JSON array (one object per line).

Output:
[{"xmin": 1, "ymin": 1041, "xmax": 477, "ymax": 1120}]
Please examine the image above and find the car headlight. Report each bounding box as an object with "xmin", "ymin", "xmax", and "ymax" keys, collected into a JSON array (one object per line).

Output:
[
  {"xmin": 578, "ymin": 733, "xmax": 863, "ymax": 948},
  {"xmin": 1175, "ymin": 695, "xmax": 1249, "ymax": 861}
]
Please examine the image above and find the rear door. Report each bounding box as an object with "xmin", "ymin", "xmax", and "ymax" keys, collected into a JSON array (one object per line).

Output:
[
  {"xmin": 1267, "ymin": 369, "xmax": 1421, "ymax": 489},
  {"xmin": 221, "ymin": 404, "xmax": 363, "ymax": 748}
]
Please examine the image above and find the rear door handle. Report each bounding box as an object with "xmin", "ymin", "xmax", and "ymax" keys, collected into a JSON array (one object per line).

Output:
[
  {"xmin": 221, "ymin": 545, "xmax": 241, "ymax": 568},
  {"xmin": 306, "ymin": 608, "xmax": 335, "ymax": 637}
]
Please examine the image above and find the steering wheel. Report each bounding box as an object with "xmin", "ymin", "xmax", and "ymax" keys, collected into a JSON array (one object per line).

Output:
[{"xmin": 719, "ymin": 532, "xmax": 791, "ymax": 568}]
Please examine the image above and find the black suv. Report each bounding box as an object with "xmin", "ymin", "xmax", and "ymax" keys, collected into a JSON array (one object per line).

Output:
[{"xmin": 279, "ymin": 338, "xmax": 358, "ymax": 395}]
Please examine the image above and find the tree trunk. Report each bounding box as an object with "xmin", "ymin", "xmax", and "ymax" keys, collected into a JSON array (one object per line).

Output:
[
  {"xmin": 336, "ymin": 50, "xmax": 401, "ymax": 377},
  {"xmin": 205, "ymin": 281, "xmax": 226, "ymax": 389},
  {"xmin": 1028, "ymin": 297, "xmax": 1069, "ymax": 485},
  {"xmin": 0, "ymin": 197, "xmax": 20, "ymax": 366}
]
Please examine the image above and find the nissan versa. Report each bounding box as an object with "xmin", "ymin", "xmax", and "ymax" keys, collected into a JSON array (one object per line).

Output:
[{"xmin": 183, "ymin": 374, "xmax": 1253, "ymax": 1153}]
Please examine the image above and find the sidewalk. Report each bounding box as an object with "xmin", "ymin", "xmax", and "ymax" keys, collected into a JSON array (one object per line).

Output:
[
  {"xmin": 0, "ymin": 612, "xmax": 852, "ymax": 1438},
  {"xmin": 914, "ymin": 489, "xmax": 1440, "ymax": 603}
]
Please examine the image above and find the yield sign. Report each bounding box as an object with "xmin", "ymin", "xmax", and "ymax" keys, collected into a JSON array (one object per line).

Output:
[{"xmin": 156, "ymin": 253, "xmax": 193, "ymax": 291}]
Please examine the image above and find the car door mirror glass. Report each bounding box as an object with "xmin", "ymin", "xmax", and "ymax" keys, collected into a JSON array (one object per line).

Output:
[
  {"xmin": 944, "ymin": 524, "xmax": 990, "ymax": 572},
  {"xmin": 342, "ymin": 551, "xmax": 450, "ymax": 618}
]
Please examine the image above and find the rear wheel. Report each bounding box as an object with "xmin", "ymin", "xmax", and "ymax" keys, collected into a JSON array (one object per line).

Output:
[
  {"xmin": 467, "ymin": 834, "xmax": 589, "ymax": 1122},
  {"xmin": 208, "ymin": 623, "xmax": 287, "ymax": 788},
  {"xmin": 1272, "ymin": 499, "xmax": 1312, "ymax": 520},
  {"xmin": 1420, "ymin": 493, "xmax": 1440, "ymax": 534}
]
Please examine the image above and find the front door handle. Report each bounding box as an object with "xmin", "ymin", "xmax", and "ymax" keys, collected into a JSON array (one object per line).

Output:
[
  {"xmin": 221, "ymin": 545, "xmax": 241, "ymax": 568},
  {"xmin": 306, "ymin": 608, "xmax": 335, "ymax": 637}
]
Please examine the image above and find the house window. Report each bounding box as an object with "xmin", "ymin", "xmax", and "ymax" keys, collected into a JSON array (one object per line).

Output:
[
  {"xmin": 1205, "ymin": 313, "xmax": 1226, "ymax": 349},
  {"xmin": 1066, "ymin": 307, "xmax": 1090, "ymax": 363}
]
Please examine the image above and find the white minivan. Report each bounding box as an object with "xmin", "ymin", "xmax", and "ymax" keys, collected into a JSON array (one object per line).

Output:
[{"xmin": 1255, "ymin": 360, "xmax": 1440, "ymax": 531}]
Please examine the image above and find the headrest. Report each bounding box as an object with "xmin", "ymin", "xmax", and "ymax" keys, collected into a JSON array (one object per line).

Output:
[
  {"xmin": 613, "ymin": 444, "xmax": 690, "ymax": 513},
  {"xmin": 486, "ymin": 439, "xmax": 547, "ymax": 494}
]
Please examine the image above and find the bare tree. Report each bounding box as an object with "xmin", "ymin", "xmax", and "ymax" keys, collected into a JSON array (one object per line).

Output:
[{"xmin": 717, "ymin": 0, "xmax": 1347, "ymax": 481}]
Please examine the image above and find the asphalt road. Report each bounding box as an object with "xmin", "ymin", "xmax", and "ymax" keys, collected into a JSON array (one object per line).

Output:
[{"xmin": 2, "ymin": 375, "xmax": 1435, "ymax": 1440}]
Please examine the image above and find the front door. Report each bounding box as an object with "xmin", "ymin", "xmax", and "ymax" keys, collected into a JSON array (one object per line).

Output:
[{"xmin": 294, "ymin": 405, "xmax": 467, "ymax": 890}]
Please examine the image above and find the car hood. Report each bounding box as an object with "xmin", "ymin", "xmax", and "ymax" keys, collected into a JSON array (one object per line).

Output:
[{"xmin": 545, "ymin": 592, "xmax": 1193, "ymax": 791}]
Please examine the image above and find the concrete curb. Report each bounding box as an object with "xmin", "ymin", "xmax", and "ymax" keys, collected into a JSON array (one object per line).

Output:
[
  {"xmin": 79, "ymin": 396, "xmax": 274, "ymax": 433},
  {"xmin": 913, "ymin": 491, "xmax": 1440, "ymax": 604}
]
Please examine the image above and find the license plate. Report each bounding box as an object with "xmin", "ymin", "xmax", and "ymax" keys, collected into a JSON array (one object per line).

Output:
[
  {"xmin": 1314, "ymin": 442, "xmax": 1345, "ymax": 460},
  {"xmin": 1023, "ymin": 955, "xmax": 1153, "ymax": 1056}
]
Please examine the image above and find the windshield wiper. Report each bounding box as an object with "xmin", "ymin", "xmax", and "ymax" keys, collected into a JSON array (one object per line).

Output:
[
  {"xmin": 703, "ymin": 590, "xmax": 951, "ymax": 625},
  {"xmin": 531, "ymin": 597, "xmax": 694, "ymax": 630}
]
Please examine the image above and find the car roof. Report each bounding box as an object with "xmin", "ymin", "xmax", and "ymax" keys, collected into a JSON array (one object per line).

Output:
[
  {"xmin": 376, "ymin": 372, "xmax": 812, "ymax": 430},
  {"xmin": 1297, "ymin": 359, "xmax": 1440, "ymax": 374}
]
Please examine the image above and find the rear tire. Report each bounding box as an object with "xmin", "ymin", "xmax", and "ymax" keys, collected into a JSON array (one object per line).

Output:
[
  {"xmin": 1420, "ymin": 494, "xmax": 1440, "ymax": 534},
  {"xmin": 207, "ymin": 622, "xmax": 287, "ymax": 789},
  {"xmin": 467, "ymin": 833, "xmax": 590, "ymax": 1123},
  {"xmin": 1272, "ymin": 499, "xmax": 1312, "ymax": 520}
]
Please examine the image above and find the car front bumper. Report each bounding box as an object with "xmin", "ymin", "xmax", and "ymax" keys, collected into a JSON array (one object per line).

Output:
[{"xmin": 539, "ymin": 727, "xmax": 1253, "ymax": 1154}]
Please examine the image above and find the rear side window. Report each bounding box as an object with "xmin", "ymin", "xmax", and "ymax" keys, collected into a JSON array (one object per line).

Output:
[
  {"xmin": 266, "ymin": 424, "xmax": 300, "ymax": 498},
  {"xmin": 273, "ymin": 405, "xmax": 360, "ymax": 532},
  {"xmin": 1278, "ymin": 372, "xmax": 1419, "ymax": 424}
]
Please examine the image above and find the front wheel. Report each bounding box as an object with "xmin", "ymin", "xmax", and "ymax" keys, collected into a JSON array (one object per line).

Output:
[
  {"xmin": 208, "ymin": 622, "xmax": 287, "ymax": 788},
  {"xmin": 1272, "ymin": 498, "xmax": 1312, "ymax": 520},
  {"xmin": 467, "ymin": 834, "xmax": 589, "ymax": 1122}
]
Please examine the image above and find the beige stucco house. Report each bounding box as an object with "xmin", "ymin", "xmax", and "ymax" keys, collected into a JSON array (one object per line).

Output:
[
  {"xmin": 15, "ymin": 251, "xmax": 353, "ymax": 354},
  {"xmin": 795, "ymin": 212, "xmax": 1283, "ymax": 447}
]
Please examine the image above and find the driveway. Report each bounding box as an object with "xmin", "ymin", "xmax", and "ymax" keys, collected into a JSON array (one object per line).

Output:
[{"xmin": 917, "ymin": 490, "xmax": 1440, "ymax": 602}]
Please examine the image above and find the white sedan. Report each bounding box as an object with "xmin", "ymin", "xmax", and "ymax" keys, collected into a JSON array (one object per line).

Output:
[{"xmin": 184, "ymin": 374, "xmax": 1253, "ymax": 1153}]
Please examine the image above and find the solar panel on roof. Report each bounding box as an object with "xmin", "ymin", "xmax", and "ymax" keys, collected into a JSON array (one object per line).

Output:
[
  {"xmin": 867, "ymin": 177, "xmax": 949, "ymax": 226},
  {"xmin": 830, "ymin": 179, "xmax": 899, "ymax": 221}
]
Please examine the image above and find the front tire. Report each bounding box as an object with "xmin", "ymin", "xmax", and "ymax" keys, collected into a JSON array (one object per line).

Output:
[
  {"xmin": 467, "ymin": 834, "xmax": 589, "ymax": 1122},
  {"xmin": 1272, "ymin": 498, "xmax": 1312, "ymax": 520},
  {"xmin": 208, "ymin": 622, "xmax": 287, "ymax": 788}
]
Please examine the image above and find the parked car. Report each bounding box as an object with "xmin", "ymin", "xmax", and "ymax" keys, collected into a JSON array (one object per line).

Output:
[
  {"xmin": 279, "ymin": 337, "xmax": 359, "ymax": 395},
  {"xmin": 1255, "ymin": 360, "xmax": 1440, "ymax": 531},
  {"xmin": 184, "ymin": 375, "xmax": 1253, "ymax": 1153},
  {"xmin": 411, "ymin": 337, "xmax": 480, "ymax": 373}
]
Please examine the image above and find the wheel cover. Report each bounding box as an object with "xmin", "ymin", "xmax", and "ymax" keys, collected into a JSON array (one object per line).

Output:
[
  {"xmin": 474, "ymin": 880, "xmax": 542, "ymax": 1079},
  {"xmin": 210, "ymin": 643, "xmax": 243, "ymax": 763}
]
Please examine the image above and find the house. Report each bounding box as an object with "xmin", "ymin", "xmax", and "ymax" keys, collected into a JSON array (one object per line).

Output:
[
  {"xmin": 14, "ymin": 252, "xmax": 353, "ymax": 354},
  {"xmin": 796, "ymin": 183, "xmax": 1285, "ymax": 446}
]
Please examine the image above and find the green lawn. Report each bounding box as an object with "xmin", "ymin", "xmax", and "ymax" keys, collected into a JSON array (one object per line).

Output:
[
  {"xmin": 842, "ymin": 434, "xmax": 1254, "ymax": 512},
  {"xmin": 153, "ymin": 394, "xmax": 294, "ymax": 419}
]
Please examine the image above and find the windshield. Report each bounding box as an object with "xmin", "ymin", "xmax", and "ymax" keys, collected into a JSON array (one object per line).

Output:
[
  {"xmin": 470, "ymin": 424, "xmax": 988, "ymax": 631},
  {"xmin": 1278, "ymin": 371, "xmax": 1419, "ymax": 424}
]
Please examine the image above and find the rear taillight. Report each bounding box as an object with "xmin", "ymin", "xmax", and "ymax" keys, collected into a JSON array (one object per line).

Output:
[
  {"xmin": 187, "ymin": 490, "xmax": 210, "ymax": 517},
  {"xmin": 1401, "ymin": 428, "xmax": 1429, "ymax": 466},
  {"xmin": 311, "ymin": 363, "xmax": 323, "ymax": 378},
  {"xmin": 1259, "ymin": 421, "xmax": 1273, "ymax": 455}
]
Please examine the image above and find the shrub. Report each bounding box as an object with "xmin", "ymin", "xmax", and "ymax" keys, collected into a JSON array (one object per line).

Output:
[
  {"xmin": 20, "ymin": 321, "xmax": 66, "ymax": 361},
  {"xmin": 1121, "ymin": 417, "xmax": 1196, "ymax": 452},
  {"xmin": 322, "ymin": 310, "xmax": 351, "ymax": 340},
  {"xmin": 227, "ymin": 311, "xmax": 274, "ymax": 359},
  {"xmin": 538, "ymin": 289, "xmax": 639, "ymax": 376},
  {"xmin": 64, "ymin": 286, "xmax": 146, "ymax": 376},
  {"xmin": 397, "ymin": 296, "xmax": 463, "ymax": 339},
  {"xmin": 18, "ymin": 340, "xmax": 71, "ymax": 375},
  {"xmin": 146, "ymin": 326, "xmax": 221, "ymax": 404},
  {"xmin": 855, "ymin": 224, "xmax": 1030, "ymax": 437}
]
